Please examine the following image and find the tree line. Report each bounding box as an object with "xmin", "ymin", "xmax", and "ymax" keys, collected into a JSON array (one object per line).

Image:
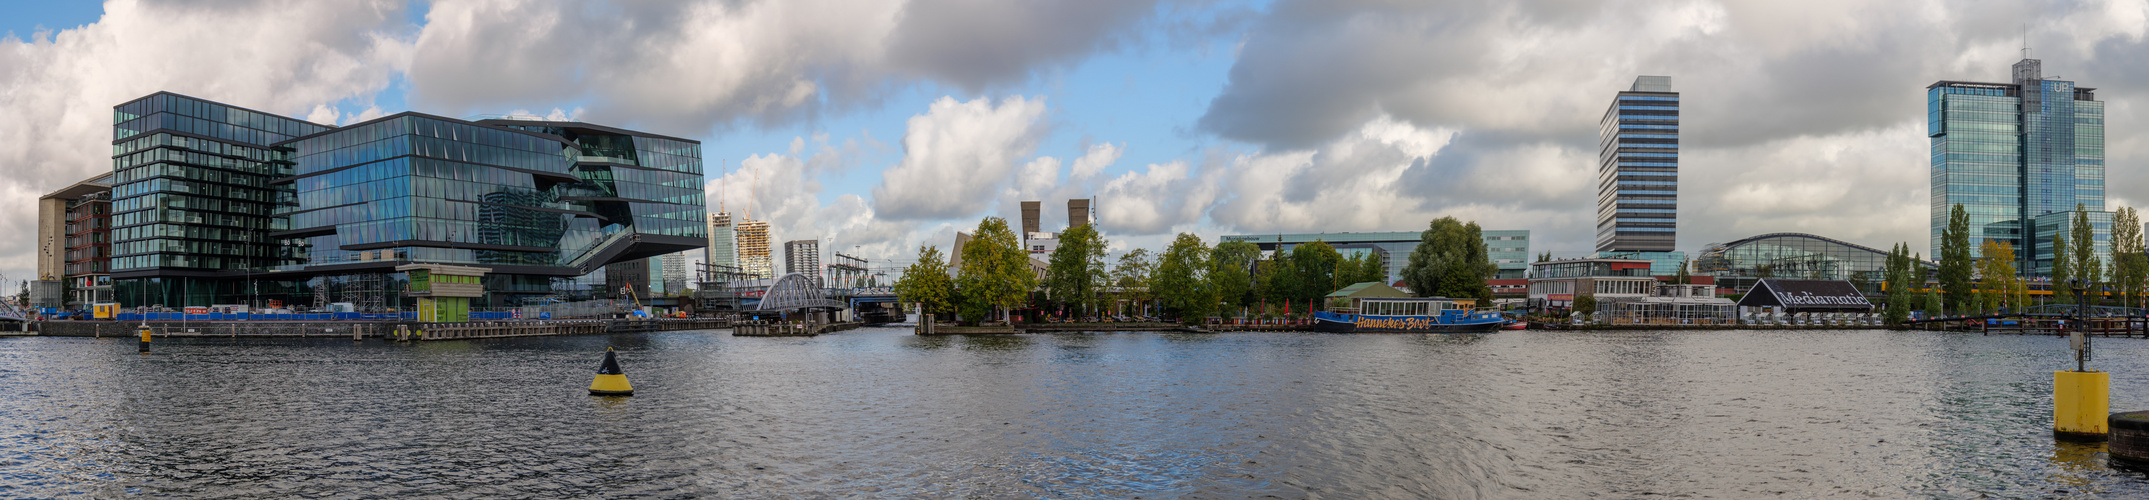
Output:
[
  {"xmin": 893, "ymin": 215, "xmax": 1500, "ymax": 325},
  {"xmin": 1879, "ymin": 203, "xmax": 2148, "ymax": 326}
]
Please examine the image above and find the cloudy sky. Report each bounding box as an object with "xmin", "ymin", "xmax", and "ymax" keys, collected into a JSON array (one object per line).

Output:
[{"xmin": 3, "ymin": 0, "xmax": 2147, "ymax": 281}]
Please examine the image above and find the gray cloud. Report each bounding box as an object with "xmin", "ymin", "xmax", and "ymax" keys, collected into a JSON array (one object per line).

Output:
[
  {"xmin": 1194, "ymin": 0, "xmax": 2149, "ymax": 255},
  {"xmin": 0, "ymin": 0, "xmax": 409, "ymax": 282},
  {"xmin": 406, "ymin": 0, "xmax": 1178, "ymax": 138},
  {"xmin": 886, "ymin": 0, "xmax": 1159, "ymax": 92}
]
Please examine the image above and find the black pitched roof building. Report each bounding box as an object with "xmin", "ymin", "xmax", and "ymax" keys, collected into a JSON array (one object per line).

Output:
[{"xmin": 1735, "ymin": 279, "xmax": 1874, "ymax": 313}]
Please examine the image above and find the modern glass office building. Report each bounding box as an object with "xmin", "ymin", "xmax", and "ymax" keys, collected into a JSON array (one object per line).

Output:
[
  {"xmin": 1219, "ymin": 230, "xmax": 1531, "ymax": 281},
  {"xmin": 1928, "ymin": 58, "xmax": 2104, "ymax": 275},
  {"xmin": 107, "ymin": 91, "xmax": 704, "ymax": 310},
  {"xmin": 1595, "ymin": 75, "xmax": 1679, "ymax": 253}
]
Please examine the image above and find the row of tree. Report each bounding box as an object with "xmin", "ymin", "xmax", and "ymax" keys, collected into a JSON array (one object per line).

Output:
[
  {"xmin": 894, "ymin": 215, "xmax": 1500, "ymax": 325},
  {"xmin": 1887, "ymin": 203, "xmax": 2149, "ymax": 324}
]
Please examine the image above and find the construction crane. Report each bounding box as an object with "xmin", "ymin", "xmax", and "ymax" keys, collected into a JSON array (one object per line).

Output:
[{"xmin": 621, "ymin": 284, "xmax": 649, "ymax": 318}]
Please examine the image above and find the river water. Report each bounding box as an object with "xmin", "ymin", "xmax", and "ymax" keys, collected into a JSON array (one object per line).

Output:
[{"xmin": 3, "ymin": 328, "xmax": 2147, "ymax": 498}]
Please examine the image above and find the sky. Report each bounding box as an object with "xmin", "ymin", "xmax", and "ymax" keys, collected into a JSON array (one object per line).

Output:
[{"xmin": 3, "ymin": 0, "xmax": 2148, "ymax": 283}]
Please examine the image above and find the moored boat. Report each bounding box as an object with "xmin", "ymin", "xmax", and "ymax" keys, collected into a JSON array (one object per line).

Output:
[{"xmin": 1311, "ymin": 295, "xmax": 1507, "ymax": 334}]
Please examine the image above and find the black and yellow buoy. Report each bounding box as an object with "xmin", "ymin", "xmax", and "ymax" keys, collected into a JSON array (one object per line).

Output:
[
  {"xmin": 138, "ymin": 326, "xmax": 152, "ymax": 355},
  {"xmin": 588, "ymin": 347, "xmax": 633, "ymax": 396}
]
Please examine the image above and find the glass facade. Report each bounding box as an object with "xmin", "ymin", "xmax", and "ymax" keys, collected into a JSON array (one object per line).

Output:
[
  {"xmin": 707, "ymin": 211, "xmax": 736, "ymax": 277},
  {"xmin": 107, "ymin": 92, "xmax": 705, "ymax": 310},
  {"xmin": 2029, "ymin": 211, "xmax": 2112, "ymax": 277},
  {"xmin": 1694, "ymin": 233, "xmax": 1912, "ymax": 294},
  {"xmin": 1595, "ymin": 75, "xmax": 1678, "ymax": 252},
  {"xmin": 1218, "ymin": 230, "xmax": 1532, "ymax": 281},
  {"xmin": 109, "ymin": 93, "xmax": 331, "ymax": 308},
  {"xmin": 1928, "ymin": 58, "xmax": 2104, "ymax": 276}
]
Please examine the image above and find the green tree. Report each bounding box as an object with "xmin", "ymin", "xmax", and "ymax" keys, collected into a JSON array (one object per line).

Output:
[
  {"xmin": 1675, "ymin": 258, "xmax": 1692, "ymax": 285},
  {"xmin": 1111, "ymin": 248, "xmax": 1155, "ymax": 317},
  {"xmin": 894, "ymin": 245, "xmax": 957, "ymax": 321},
  {"xmin": 1154, "ymin": 233, "xmax": 1216, "ymax": 323},
  {"xmin": 1399, "ymin": 217, "xmax": 1496, "ymax": 302},
  {"xmin": 1335, "ymin": 252, "xmax": 1362, "ymax": 289},
  {"xmin": 1923, "ymin": 288, "xmax": 1943, "ymax": 317},
  {"xmin": 1208, "ymin": 240, "xmax": 1261, "ymax": 314},
  {"xmin": 1882, "ymin": 243, "xmax": 1911, "ymax": 326},
  {"xmin": 1254, "ymin": 252, "xmax": 1298, "ymax": 314},
  {"xmin": 1938, "ymin": 203, "xmax": 1974, "ymax": 314},
  {"xmin": 1975, "ymin": 240, "xmax": 2018, "ymax": 314},
  {"xmin": 1355, "ymin": 251, "xmax": 1389, "ymax": 284},
  {"xmin": 2073, "ymin": 203, "xmax": 2104, "ymax": 303},
  {"xmin": 1573, "ymin": 293, "xmax": 1597, "ymax": 320},
  {"xmin": 1044, "ymin": 223, "xmax": 1109, "ymax": 319},
  {"xmin": 1290, "ymin": 241, "xmax": 1344, "ymax": 298},
  {"xmin": 2112, "ymin": 206, "xmax": 2146, "ymax": 309},
  {"xmin": 955, "ymin": 217, "xmax": 1034, "ymax": 324},
  {"xmin": 2053, "ymin": 231, "xmax": 2073, "ymax": 295}
]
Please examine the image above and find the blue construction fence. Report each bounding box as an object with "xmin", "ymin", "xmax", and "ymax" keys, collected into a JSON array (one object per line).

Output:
[{"xmin": 111, "ymin": 311, "xmax": 517, "ymax": 322}]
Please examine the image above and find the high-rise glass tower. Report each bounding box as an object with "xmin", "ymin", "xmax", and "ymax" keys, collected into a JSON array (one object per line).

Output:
[
  {"xmin": 1928, "ymin": 58, "xmax": 2104, "ymax": 275},
  {"xmin": 706, "ymin": 211, "xmax": 735, "ymax": 278},
  {"xmin": 1596, "ymin": 76, "xmax": 1679, "ymax": 252}
]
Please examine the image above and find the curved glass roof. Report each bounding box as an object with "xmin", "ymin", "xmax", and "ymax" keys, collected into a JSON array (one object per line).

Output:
[{"xmin": 1694, "ymin": 233, "xmax": 1923, "ymax": 281}]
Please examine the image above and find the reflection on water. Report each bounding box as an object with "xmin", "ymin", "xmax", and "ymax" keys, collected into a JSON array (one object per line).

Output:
[{"xmin": 4, "ymin": 329, "xmax": 2149, "ymax": 497}]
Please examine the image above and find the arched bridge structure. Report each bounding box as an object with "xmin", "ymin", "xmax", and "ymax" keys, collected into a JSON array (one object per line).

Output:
[{"xmin": 757, "ymin": 273, "xmax": 848, "ymax": 312}]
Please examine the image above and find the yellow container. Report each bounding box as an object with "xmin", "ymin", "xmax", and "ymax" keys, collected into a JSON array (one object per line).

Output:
[{"xmin": 2055, "ymin": 370, "xmax": 2110, "ymax": 441}]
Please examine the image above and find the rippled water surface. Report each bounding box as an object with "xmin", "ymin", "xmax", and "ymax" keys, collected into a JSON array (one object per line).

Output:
[{"xmin": 5, "ymin": 328, "xmax": 2149, "ymax": 498}]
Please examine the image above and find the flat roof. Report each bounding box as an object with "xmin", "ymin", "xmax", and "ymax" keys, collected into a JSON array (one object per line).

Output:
[{"xmin": 39, "ymin": 171, "xmax": 115, "ymax": 200}]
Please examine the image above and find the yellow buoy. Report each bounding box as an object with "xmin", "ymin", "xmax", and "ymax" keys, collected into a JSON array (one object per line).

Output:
[
  {"xmin": 589, "ymin": 347, "xmax": 634, "ymax": 396},
  {"xmin": 138, "ymin": 326, "xmax": 152, "ymax": 355}
]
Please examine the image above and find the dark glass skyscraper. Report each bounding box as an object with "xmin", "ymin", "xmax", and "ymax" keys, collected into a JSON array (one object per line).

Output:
[
  {"xmin": 1928, "ymin": 58, "xmax": 2104, "ymax": 275},
  {"xmin": 108, "ymin": 92, "xmax": 705, "ymax": 310},
  {"xmin": 1596, "ymin": 76, "xmax": 1679, "ymax": 253}
]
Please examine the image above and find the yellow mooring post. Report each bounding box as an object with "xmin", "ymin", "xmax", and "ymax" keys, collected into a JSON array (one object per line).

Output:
[
  {"xmin": 138, "ymin": 325, "xmax": 152, "ymax": 355},
  {"xmin": 2056, "ymin": 367, "xmax": 2109, "ymax": 441},
  {"xmin": 589, "ymin": 347, "xmax": 634, "ymax": 396},
  {"xmin": 2055, "ymin": 279, "xmax": 2109, "ymax": 442}
]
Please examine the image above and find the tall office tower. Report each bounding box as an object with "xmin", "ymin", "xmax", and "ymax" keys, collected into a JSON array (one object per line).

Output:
[
  {"xmin": 706, "ymin": 211, "xmax": 735, "ymax": 279},
  {"xmin": 1595, "ymin": 76, "xmax": 1679, "ymax": 253},
  {"xmin": 1068, "ymin": 199, "xmax": 1091, "ymax": 228},
  {"xmin": 784, "ymin": 239, "xmax": 821, "ymax": 286},
  {"xmin": 1929, "ymin": 58, "xmax": 2105, "ymax": 275},
  {"xmin": 1021, "ymin": 201, "xmax": 1042, "ymax": 234},
  {"xmin": 736, "ymin": 219, "xmax": 771, "ymax": 279},
  {"xmin": 658, "ymin": 251, "xmax": 687, "ymax": 294}
]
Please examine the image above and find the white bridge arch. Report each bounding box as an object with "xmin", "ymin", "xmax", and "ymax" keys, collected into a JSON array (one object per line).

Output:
[{"xmin": 757, "ymin": 273, "xmax": 847, "ymax": 311}]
